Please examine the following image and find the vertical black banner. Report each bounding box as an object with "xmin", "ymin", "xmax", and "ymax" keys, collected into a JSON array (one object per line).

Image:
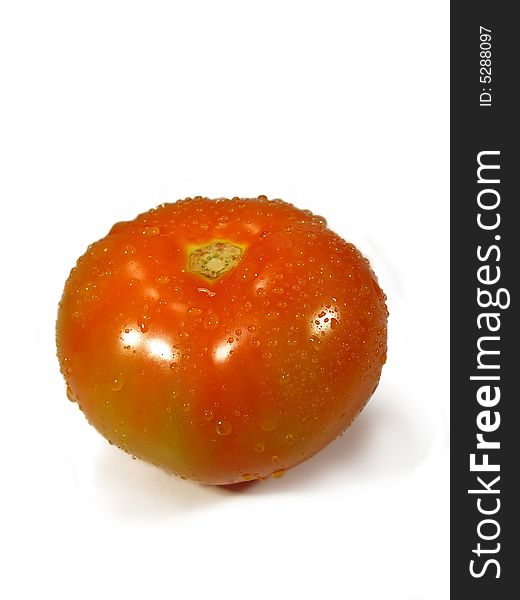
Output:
[{"xmin": 451, "ymin": 2, "xmax": 519, "ymax": 597}]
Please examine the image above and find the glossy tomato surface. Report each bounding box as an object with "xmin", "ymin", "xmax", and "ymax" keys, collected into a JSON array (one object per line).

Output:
[{"xmin": 56, "ymin": 197, "xmax": 388, "ymax": 485}]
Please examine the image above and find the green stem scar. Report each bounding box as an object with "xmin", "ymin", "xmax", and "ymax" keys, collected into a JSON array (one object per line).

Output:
[{"xmin": 189, "ymin": 241, "xmax": 244, "ymax": 280}]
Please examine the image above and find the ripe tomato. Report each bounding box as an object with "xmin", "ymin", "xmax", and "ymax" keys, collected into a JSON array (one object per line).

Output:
[{"xmin": 56, "ymin": 196, "xmax": 388, "ymax": 485}]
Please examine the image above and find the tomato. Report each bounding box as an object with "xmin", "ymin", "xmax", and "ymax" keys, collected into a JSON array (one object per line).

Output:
[{"xmin": 56, "ymin": 196, "xmax": 388, "ymax": 485}]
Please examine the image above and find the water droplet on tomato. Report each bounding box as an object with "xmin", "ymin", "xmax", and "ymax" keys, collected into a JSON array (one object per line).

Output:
[
  {"xmin": 155, "ymin": 275, "xmax": 170, "ymax": 285},
  {"xmin": 66, "ymin": 385, "xmax": 76, "ymax": 402},
  {"xmin": 187, "ymin": 306, "xmax": 203, "ymax": 316},
  {"xmin": 122, "ymin": 244, "xmax": 136, "ymax": 256},
  {"xmin": 216, "ymin": 420, "xmax": 232, "ymax": 436},
  {"xmin": 203, "ymin": 409, "xmax": 214, "ymax": 421},
  {"xmin": 236, "ymin": 263, "xmax": 258, "ymax": 283},
  {"xmin": 142, "ymin": 225, "xmax": 160, "ymax": 236},
  {"xmin": 254, "ymin": 442, "xmax": 265, "ymax": 453},
  {"xmin": 242, "ymin": 473, "xmax": 254, "ymax": 481},
  {"xmin": 182, "ymin": 402, "xmax": 190, "ymax": 412},
  {"xmin": 272, "ymin": 468, "xmax": 286, "ymax": 479},
  {"xmin": 261, "ymin": 418, "xmax": 276, "ymax": 432},
  {"xmin": 110, "ymin": 377, "xmax": 124, "ymax": 392},
  {"xmin": 204, "ymin": 313, "xmax": 220, "ymax": 331},
  {"xmin": 271, "ymin": 454, "xmax": 280, "ymax": 463},
  {"xmin": 251, "ymin": 338, "xmax": 261, "ymax": 348},
  {"xmin": 138, "ymin": 317, "xmax": 151, "ymax": 333},
  {"xmin": 309, "ymin": 336, "xmax": 322, "ymax": 351}
]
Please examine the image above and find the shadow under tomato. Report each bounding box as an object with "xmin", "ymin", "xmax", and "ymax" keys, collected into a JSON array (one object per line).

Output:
[
  {"xmin": 233, "ymin": 390, "xmax": 434, "ymax": 494},
  {"xmin": 218, "ymin": 480, "xmax": 260, "ymax": 492},
  {"xmin": 94, "ymin": 447, "xmax": 227, "ymax": 519},
  {"xmin": 93, "ymin": 387, "xmax": 433, "ymax": 515}
]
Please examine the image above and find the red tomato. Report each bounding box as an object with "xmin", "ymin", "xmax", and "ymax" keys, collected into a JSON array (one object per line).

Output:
[{"xmin": 56, "ymin": 197, "xmax": 388, "ymax": 485}]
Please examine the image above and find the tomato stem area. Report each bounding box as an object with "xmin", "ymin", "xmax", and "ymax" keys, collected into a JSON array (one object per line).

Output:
[{"xmin": 189, "ymin": 241, "xmax": 243, "ymax": 280}]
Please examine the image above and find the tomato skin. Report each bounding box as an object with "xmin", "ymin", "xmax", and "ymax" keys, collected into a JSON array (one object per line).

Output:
[{"xmin": 57, "ymin": 197, "xmax": 387, "ymax": 485}]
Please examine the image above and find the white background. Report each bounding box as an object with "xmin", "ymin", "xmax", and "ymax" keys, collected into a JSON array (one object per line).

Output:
[{"xmin": 0, "ymin": 1, "xmax": 449, "ymax": 598}]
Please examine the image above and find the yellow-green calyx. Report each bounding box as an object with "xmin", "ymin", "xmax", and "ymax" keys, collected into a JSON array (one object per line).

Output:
[{"xmin": 189, "ymin": 241, "xmax": 243, "ymax": 280}]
